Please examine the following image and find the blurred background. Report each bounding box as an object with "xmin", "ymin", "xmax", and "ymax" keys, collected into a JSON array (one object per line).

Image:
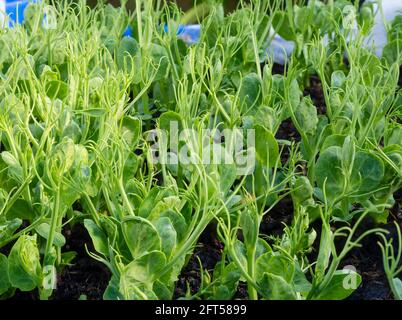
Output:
[
  {"xmin": 85, "ymin": 1, "xmax": 362, "ymax": 13},
  {"xmin": 87, "ymin": 0, "xmax": 239, "ymax": 12}
]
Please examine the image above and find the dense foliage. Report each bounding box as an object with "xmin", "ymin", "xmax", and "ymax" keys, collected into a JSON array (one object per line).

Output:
[{"xmin": 0, "ymin": 0, "xmax": 401, "ymax": 300}]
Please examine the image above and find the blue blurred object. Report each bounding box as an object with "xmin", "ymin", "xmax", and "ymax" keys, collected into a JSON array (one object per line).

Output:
[
  {"xmin": 123, "ymin": 24, "xmax": 201, "ymax": 43},
  {"xmin": 163, "ymin": 24, "xmax": 185, "ymax": 35},
  {"xmin": 177, "ymin": 25, "xmax": 200, "ymax": 44},
  {"xmin": 164, "ymin": 24, "xmax": 200, "ymax": 44},
  {"xmin": 1, "ymin": 0, "xmax": 38, "ymax": 27},
  {"xmin": 122, "ymin": 25, "xmax": 133, "ymax": 37}
]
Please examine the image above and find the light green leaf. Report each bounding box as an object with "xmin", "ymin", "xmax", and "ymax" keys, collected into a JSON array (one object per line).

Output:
[
  {"xmin": 153, "ymin": 217, "xmax": 177, "ymax": 258},
  {"xmin": 240, "ymin": 210, "xmax": 258, "ymax": 249},
  {"xmin": 117, "ymin": 37, "xmax": 140, "ymax": 74},
  {"xmin": 84, "ymin": 219, "xmax": 109, "ymax": 257},
  {"xmin": 295, "ymin": 97, "xmax": 318, "ymax": 135},
  {"xmin": 122, "ymin": 217, "xmax": 161, "ymax": 259},
  {"xmin": 392, "ymin": 278, "xmax": 402, "ymax": 300},
  {"xmin": 8, "ymin": 235, "xmax": 41, "ymax": 292},
  {"xmin": 315, "ymin": 146, "xmax": 344, "ymax": 201},
  {"xmin": 351, "ymin": 151, "xmax": 384, "ymax": 194},
  {"xmin": 314, "ymin": 269, "xmax": 362, "ymax": 300},
  {"xmin": 35, "ymin": 223, "xmax": 66, "ymax": 247},
  {"xmin": 45, "ymin": 80, "xmax": 69, "ymax": 100},
  {"xmin": 256, "ymin": 252, "xmax": 295, "ymax": 283},
  {"xmin": 291, "ymin": 176, "xmax": 313, "ymax": 205},
  {"xmin": 272, "ymin": 11, "xmax": 296, "ymax": 41},
  {"xmin": 254, "ymin": 124, "xmax": 279, "ymax": 168},
  {"xmin": 239, "ymin": 73, "xmax": 262, "ymax": 113},
  {"xmin": 123, "ymin": 251, "xmax": 166, "ymax": 284},
  {"xmin": 121, "ymin": 116, "xmax": 141, "ymax": 147},
  {"xmin": 258, "ymin": 272, "xmax": 297, "ymax": 300}
]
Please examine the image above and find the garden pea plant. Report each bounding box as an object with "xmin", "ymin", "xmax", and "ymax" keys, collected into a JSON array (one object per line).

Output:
[{"xmin": 0, "ymin": 0, "xmax": 401, "ymax": 301}]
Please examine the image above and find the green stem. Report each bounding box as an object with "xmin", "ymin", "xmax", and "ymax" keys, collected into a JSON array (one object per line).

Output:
[
  {"xmin": 246, "ymin": 246, "xmax": 258, "ymax": 300},
  {"xmin": 44, "ymin": 183, "xmax": 61, "ymax": 264}
]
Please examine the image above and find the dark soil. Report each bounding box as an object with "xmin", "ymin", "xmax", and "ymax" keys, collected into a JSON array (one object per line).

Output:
[
  {"xmin": 51, "ymin": 223, "xmax": 111, "ymax": 300},
  {"xmin": 304, "ymin": 74, "xmax": 327, "ymax": 115},
  {"xmin": 276, "ymin": 119, "xmax": 300, "ymax": 142},
  {"xmin": 345, "ymin": 212, "xmax": 402, "ymax": 300},
  {"xmin": 260, "ymin": 196, "xmax": 293, "ymax": 240},
  {"xmin": 174, "ymin": 223, "xmax": 224, "ymax": 299}
]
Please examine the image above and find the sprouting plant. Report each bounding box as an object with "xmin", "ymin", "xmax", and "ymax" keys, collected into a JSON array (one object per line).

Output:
[
  {"xmin": 378, "ymin": 222, "xmax": 402, "ymax": 300},
  {"xmin": 0, "ymin": 0, "xmax": 401, "ymax": 301}
]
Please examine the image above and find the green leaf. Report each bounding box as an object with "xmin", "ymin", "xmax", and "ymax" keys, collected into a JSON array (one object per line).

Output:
[
  {"xmin": 122, "ymin": 217, "xmax": 161, "ymax": 259},
  {"xmin": 0, "ymin": 253, "xmax": 10, "ymax": 295},
  {"xmin": 386, "ymin": 124, "xmax": 402, "ymax": 146},
  {"xmin": 341, "ymin": 136, "xmax": 355, "ymax": 169},
  {"xmin": 138, "ymin": 187, "xmax": 162, "ymax": 218},
  {"xmin": 294, "ymin": 5, "xmax": 311, "ymax": 31},
  {"xmin": 293, "ymin": 263, "xmax": 312, "ymax": 294},
  {"xmin": 1, "ymin": 151, "xmax": 19, "ymax": 168},
  {"xmin": 315, "ymin": 146, "xmax": 344, "ymax": 201},
  {"xmin": 254, "ymin": 106, "xmax": 276, "ymax": 132},
  {"xmin": 159, "ymin": 209, "xmax": 187, "ymax": 242},
  {"xmin": 254, "ymin": 124, "xmax": 279, "ymax": 167},
  {"xmin": 45, "ymin": 80, "xmax": 69, "ymax": 100},
  {"xmin": 148, "ymin": 196, "xmax": 181, "ymax": 222},
  {"xmin": 295, "ymin": 97, "xmax": 318, "ymax": 135},
  {"xmin": 392, "ymin": 278, "xmax": 402, "ymax": 300},
  {"xmin": 219, "ymin": 162, "xmax": 237, "ymax": 195},
  {"xmin": 103, "ymin": 274, "xmax": 123, "ymax": 300},
  {"xmin": 321, "ymin": 134, "xmax": 346, "ymax": 152},
  {"xmin": 153, "ymin": 280, "xmax": 173, "ymax": 300},
  {"xmin": 288, "ymin": 79, "xmax": 302, "ymax": 111},
  {"xmin": 291, "ymin": 176, "xmax": 313, "ymax": 205},
  {"xmin": 258, "ymin": 272, "xmax": 297, "ymax": 300},
  {"xmin": 315, "ymin": 223, "xmax": 333, "ymax": 279},
  {"xmin": 35, "ymin": 223, "xmax": 66, "ymax": 247},
  {"xmin": 123, "ymin": 251, "xmax": 166, "ymax": 285},
  {"xmin": 76, "ymin": 108, "xmax": 106, "ymax": 117},
  {"xmin": 232, "ymin": 240, "xmax": 247, "ymax": 272},
  {"xmin": 239, "ymin": 73, "xmax": 262, "ymax": 113},
  {"xmin": 60, "ymin": 251, "xmax": 77, "ymax": 267},
  {"xmin": 358, "ymin": 4, "xmax": 374, "ymax": 34},
  {"xmin": 159, "ymin": 111, "xmax": 183, "ymax": 132},
  {"xmin": 84, "ymin": 219, "xmax": 109, "ymax": 257},
  {"xmin": 256, "ymin": 252, "xmax": 295, "ymax": 283},
  {"xmin": 0, "ymin": 218, "xmax": 22, "ymax": 243},
  {"xmin": 383, "ymin": 39, "xmax": 402, "ymax": 65},
  {"xmin": 116, "ymin": 37, "xmax": 140, "ymax": 73},
  {"xmin": 6, "ymin": 199, "xmax": 34, "ymax": 221},
  {"xmin": 350, "ymin": 151, "xmax": 384, "ymax": 194},
  {"xmin": 123, "ymin": 152, "xmax": 139, "ymax": 185},
  {"xmin": 331, "ymin": 70, "xmax": 346, "ymax": 89},
  {"xmin": 240, "ymin": 210, "xmax": 258, "ymax": 249},
  {"xmin": 314, "ymin": 269, "xmax": 362, "ymax": 300},
  {"xmin": 1, "ymin": 151, "xmax": 23, "ymax": 182},
  {"xmin": 210, "ymin": 262, "xmax": 241, "ymax": 300},
  {"xmin": 149, "ymin": 43, "xmax": 170, "ymax": 82},
  {"xmin": 153, "ymin": 217, "xmax": 177, "ymax": 258},
  {"xmin": 8, "ymin": 235, "xmax": 41, "ymax": 292},
  {"xmin": 121, "ymin": 116, "xmax": 141, "ymax": 147},
  {"xmin": 272, "ymin": 11, "xmax": 296, "ymax": 41}
]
